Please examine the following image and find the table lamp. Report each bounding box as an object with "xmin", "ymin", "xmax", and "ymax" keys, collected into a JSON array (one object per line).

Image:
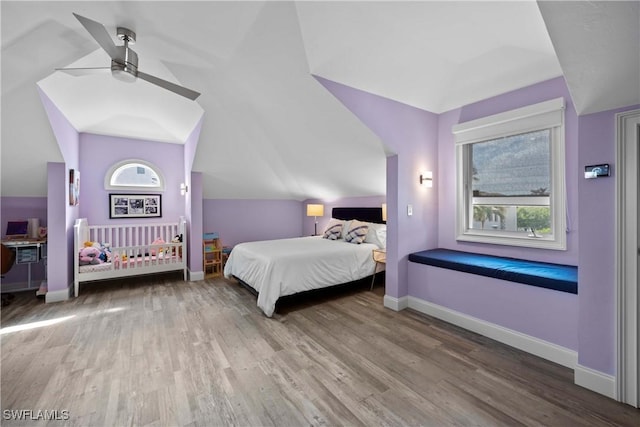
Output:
[{"xmin": 306, "ymin": 204, "xmax": 324, "ymax": 236}]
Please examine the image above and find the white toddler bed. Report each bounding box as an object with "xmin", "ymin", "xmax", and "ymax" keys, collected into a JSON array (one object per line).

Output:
[{"xmin": 73, "ymin": 216, "xmax": 187, "ymax": 297}]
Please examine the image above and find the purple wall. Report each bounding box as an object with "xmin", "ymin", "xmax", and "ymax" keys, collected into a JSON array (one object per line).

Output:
[
  {"xmin": 203, "ymin": 195, "xmax": 387, "ymax": 249},
  {"xmin": 577, "ymin": 104, "xmax": 640, "ymax": 374},
  {"xmin": 0, "ymin": 197, "xmax": 47, "ymax": 285},
  {"xmin": 78, "ymin": 133, "xmax": 185, "ymax": 224},
  {"xmin": 189, "ymin": 172, "xmax": 203, "ymax": 275},
  {"xmin": 36, "ymin": 90, "xmax": 202, "ymax": 291},
  {"xmin": 39, "ymin": 89, "xmax": 80, "ymax": 295},
  {"xmin": 432, "ymin": 78, "xmax": 638, "ymax": 374},
  {"xmin": 315, "ymin": 76, "xmax": 585, "ymax": 360},
  {"xmin": 408, "ymin": 263, "xmax": 578, "ymax": 350},
  {"xmin": 203, "ymin": 199, "xmax": 303, "ymax": 247},
  {"xmin": 47, "ymin": 162, "xmax": 75, "ymax": 293},
  {"xmin": 418, "ymin": 78, "xmax": 580, "ymax": 352},
  {"xmin": 302, "ymin": 195, "xmax": 386, "ymax": 236},
  {"xmin": 184, "ymin": 119, "xmax": 204, "ymax": 276},
  {"xmin": 316, "ymin": 75, "xmax": 439, "ymax": 300},
  {"xmin": 386, "ymin": 155, "xmax": 399, "ymax": 298}
]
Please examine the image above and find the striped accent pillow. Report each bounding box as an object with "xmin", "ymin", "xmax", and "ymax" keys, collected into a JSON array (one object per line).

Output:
[
  {"xmin": 345, "ymin": 220, "xmax": 369, "ymax": 244},
  {"xmin": 323, "ymin": 223, "xmax": 343, "ymax": 240}
]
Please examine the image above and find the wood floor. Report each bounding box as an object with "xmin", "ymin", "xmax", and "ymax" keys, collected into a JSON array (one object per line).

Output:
[{"xmin": 1, "ymin": 274, "xmax": 638, "ymax": 426}]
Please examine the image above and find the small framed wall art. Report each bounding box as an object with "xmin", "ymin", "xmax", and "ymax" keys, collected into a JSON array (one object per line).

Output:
[
  {"xmin": 109, "ymin": 194, "xmax": 162, "ymax": 219},
  {"xmin": 69, "ymin": 169, "xmax": 80, "ymax": 206}
]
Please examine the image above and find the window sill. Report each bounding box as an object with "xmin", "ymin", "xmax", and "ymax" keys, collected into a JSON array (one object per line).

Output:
[{"xmin": 457, "ymin": 231, "xmax": 566, "ymax": 251}]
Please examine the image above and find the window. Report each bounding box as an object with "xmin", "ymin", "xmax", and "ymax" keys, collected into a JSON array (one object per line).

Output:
[
  {"xmin": 453, "ymin": 98, "xmax": 566, "ymax": 250},
  {"xmin": 104, "ymin": 159, "xmax": 165, "ymax": 192}
]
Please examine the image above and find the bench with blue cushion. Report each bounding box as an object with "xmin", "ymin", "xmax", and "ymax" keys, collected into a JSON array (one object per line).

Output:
[{"xmin": 408, "ymin": 248, "xmax": 577, "ymax": 294}]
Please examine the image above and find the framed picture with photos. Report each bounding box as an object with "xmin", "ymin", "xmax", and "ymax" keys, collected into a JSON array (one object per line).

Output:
[{"xmin": 109, "ymin": 194, "xmax": 162, "ymax": 219}]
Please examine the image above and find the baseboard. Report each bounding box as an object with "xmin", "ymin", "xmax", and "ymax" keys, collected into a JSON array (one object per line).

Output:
[
  {"xmin": 189, "ymin": 269, "xmax": 204, "ymax": 281},
  {"xmin": 383, "ymin": 294, "xmax": 409, "ymax": 311},
  {"xmin": 574, "ymin": 364, "xmax": 616, "ymax": 399},
  {"xmin": 45, "ymin": 286, "xmax": 71, "ymax": 303},
  {"xmin": 407, "ymin": 296, "xmax": 578, "ymax": 369}
]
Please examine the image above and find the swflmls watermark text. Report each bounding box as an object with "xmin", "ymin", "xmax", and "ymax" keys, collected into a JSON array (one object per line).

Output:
[{"xmin": 2, "ymin": 409, "xmax": 70, "ymax": 421}]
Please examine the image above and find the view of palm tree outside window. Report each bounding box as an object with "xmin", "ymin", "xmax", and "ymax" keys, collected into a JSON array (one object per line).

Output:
[{"xmin": 469, "ymin": 129, "xmax": 552, "ymax": 236}]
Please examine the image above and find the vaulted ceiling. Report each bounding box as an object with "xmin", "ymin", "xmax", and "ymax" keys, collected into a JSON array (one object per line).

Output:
[{"xmin": 2, "ymin": 1, "xmax": 638, "ymax": 200}]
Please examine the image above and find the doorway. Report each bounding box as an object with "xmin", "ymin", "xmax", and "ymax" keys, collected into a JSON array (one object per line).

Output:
[{"xmin": 616, "ymin": 109, "xmax": 640, "ymax": 407}]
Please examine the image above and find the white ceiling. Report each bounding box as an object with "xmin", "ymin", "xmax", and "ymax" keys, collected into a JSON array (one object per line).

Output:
[
  {"xmin": 297, "ymin": 0, "xmax": 562, "ymax": 113},
  {"xmin": 37, "ymin": 49, "xmax": 205, "ymax": 144},
  {"xmin": 538, "ymin": 0, "xmax": 640, "ymax": 115},
  {"xmin": 2, "ymin": 1, "xmax": 638, "ymax": 200}
]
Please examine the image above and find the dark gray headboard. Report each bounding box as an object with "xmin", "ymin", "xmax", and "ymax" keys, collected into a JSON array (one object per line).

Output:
[{"xmin": 332, "ymin": 207, "xmax": 384, "ymax": 224}]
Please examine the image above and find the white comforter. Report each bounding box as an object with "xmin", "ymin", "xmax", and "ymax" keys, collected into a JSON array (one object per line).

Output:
[{"xmin": 224, "ymin": 236, "xmax": 378, "ymax": 317}]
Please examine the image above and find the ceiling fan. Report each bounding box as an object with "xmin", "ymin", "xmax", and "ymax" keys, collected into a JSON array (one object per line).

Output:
[{"xmin": 56, "ymin": 13, "xmax": 200, "ymax": 100}]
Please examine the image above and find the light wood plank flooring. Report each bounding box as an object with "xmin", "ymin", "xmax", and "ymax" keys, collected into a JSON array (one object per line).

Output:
[{"xmin": 1, "ymin": 273, "xmax": 638, "ymax": 426}]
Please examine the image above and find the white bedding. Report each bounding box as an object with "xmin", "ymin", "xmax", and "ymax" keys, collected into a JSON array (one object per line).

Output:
[{"xmin": 223, "ymin": 236, "xmax": 378, "ymax": 317}]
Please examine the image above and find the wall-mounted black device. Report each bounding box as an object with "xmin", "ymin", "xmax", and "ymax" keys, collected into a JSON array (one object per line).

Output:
[{"xmin": 584, "ymin": 164, "xmax": 610, "ymax": 179}]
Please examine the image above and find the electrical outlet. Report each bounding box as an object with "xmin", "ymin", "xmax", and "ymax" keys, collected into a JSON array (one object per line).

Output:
[{"xmin": 407, "ymin": 204, "xmax": 413, "ymax": 216}]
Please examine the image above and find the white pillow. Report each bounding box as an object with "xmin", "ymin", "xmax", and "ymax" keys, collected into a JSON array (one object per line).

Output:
[
  {"xmin": 339, "ymin": 220, "xmax": 350, "ymax": 239},
  {"xmin": 344, "ymin": 220, "xmax": 369, "ymax": 244},
  {"xmin": 322, "ymin": 220, "xmax": 343, "ymax": 240},
  {"xmin": 364, "ymin": 222, "xmax": 387, "ymax": 248}
]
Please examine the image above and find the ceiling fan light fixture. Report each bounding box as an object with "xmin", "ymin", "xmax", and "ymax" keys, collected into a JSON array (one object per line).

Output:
[
  {"xmin": 110, "ymin": 44, "xmax": 138, "ymax": 82},
  {"xmin": 68, "ymin": 13, "xmax": 200, "ymax": 100},
  {"xmin": 111, "ymin": 69, "xmax": 136, "ymax": 83},
  {"xmin": 111, "ymin": 61, "xmax": 137, "ymax": 83}
]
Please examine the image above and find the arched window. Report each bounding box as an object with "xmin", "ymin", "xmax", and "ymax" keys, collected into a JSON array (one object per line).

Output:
[{"xmin": 104, "ymin": 159, "xmax": 165, "ymax": 191}]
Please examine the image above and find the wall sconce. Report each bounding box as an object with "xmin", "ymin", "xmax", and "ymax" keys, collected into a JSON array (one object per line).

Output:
[
  {"xmin": 306, "ymin": 204, "xmax": 324, "ymax": 236},
  {"xmin": 180, "ymin": 183, "xmax": 188, "ymax": 196},
  {"xmin": 381, "ymin": 203, "xmax": 387, "ymax": 222},
  {"xmin": 419, "ymin": 171, "xmax": 433, "ymax": 187}
]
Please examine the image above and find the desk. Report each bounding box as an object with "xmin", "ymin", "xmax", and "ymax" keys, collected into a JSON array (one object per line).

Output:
[{"xmin": 2, "ymin": 239, "xmax": 47, "ymax": 290}]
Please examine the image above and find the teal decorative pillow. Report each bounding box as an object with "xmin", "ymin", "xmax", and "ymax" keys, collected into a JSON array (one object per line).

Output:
[
  {"xmin": 323, "ymin": 223, "xmax": 343, "ymax": 240},
  {"xmin": 345, "ymin": 220, "xmax": 369, "ymax": 244}
]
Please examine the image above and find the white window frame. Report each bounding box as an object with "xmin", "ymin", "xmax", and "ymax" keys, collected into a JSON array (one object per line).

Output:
[
  {"xmin": 104, "ymin": 159, "xmax": 165, "ymax": 192},
  {"xmin": 453, "ymin": 97, "xmax": 566, "ymax": 250}
]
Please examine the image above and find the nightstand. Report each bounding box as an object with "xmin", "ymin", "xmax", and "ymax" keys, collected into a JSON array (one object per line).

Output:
[{"xmin": 371, "ymin": 248, "xmax": 386, "ymax": 290}]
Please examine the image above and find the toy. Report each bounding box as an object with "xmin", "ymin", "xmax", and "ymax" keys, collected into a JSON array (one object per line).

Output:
[
  {"xmin": 171, "ymin": 234, "xmax": 182, "ymax": 256},
  {"xmin": 151, "ymin": 238, "xmax": 165, "ymax": 256},
  {"xmin": 79, "ymin": 246, "xmax": 103, "ymax": 265},
  {"xmin": 98, "ymin": 243, "xmax": 112, "ymax": 263}
]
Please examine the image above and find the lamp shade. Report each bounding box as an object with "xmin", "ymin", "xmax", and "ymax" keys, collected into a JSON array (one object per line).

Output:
[
  {"xmin": 382, "ymin": 203, "xmax": 387, "ymax": 222},
  {"xmin": 306, "ymin": 204, "xmax": 324, "ymax": 217}
]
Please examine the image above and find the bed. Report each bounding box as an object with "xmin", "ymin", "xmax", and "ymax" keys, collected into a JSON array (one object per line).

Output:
[
  {"xmin": 224, "ymin": 207, "xmax": 386, "ymax": 317},
  {"xmin": 73, "ymin": 217, "xmax": 187, "ymax": 297}
]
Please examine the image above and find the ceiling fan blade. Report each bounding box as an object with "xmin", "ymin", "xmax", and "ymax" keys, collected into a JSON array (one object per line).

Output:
[
  {"xmin": 137, "ymin": 71, "xmax": 201, "ymax": 100},
  {"xmin": 73, "ymin": 13, "xmax": 119, "ymax": 60},
  {"xmin": 55, "ymin": 67, "xmax": 110, "ymax": 76}
]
